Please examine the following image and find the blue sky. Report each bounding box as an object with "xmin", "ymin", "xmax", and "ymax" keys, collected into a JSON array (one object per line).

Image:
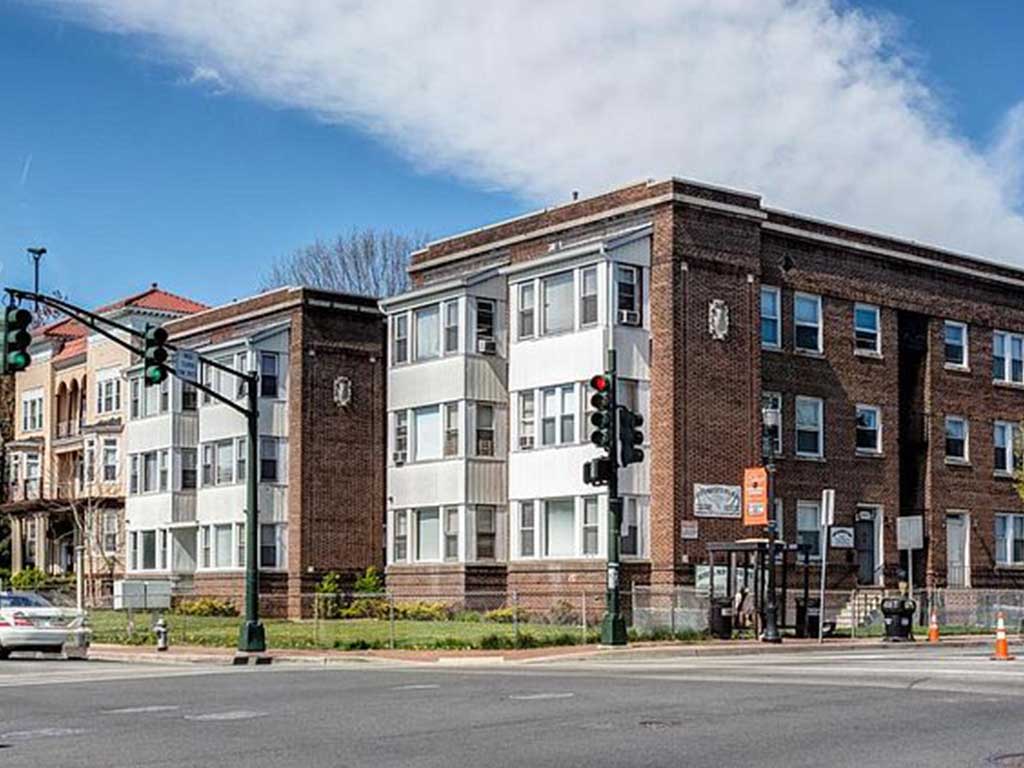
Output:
[{"xmin": 1, "ymin": 1, "xmax": 1022, "ymax": 308}]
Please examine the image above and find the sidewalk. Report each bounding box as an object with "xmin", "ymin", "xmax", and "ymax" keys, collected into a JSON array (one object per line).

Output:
[{"xmin": 89, "ymin": 634, "xmax": 995, "ymax": 667}]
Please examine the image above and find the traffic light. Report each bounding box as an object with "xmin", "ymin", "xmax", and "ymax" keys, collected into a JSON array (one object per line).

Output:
[
  {"xmin": 143, "ymin": 324, "xmax": 170, "ymax": 386},
  {"xmin": 2, "ymin": 306, "xmax": 33, "ymax": 374},
  {"xmin": 588, "ymin": 374, "xmax": 612, "ymax": 449},
  {"xmin": 618, "ymin": 408, "xmax": 645, "ymax": 466},
  {"xmin": 583, "ymin": 456, "xmax": 612, "ymax": 486}
]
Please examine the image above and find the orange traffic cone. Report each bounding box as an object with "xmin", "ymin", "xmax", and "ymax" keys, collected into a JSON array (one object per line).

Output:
[
  {"xmin": 992, "ymin": 611, "xmax": 1015, "ymax": 661},
  {"xmin": 928, "ymin": 610, "xmax": 940, "ymax": 643}
]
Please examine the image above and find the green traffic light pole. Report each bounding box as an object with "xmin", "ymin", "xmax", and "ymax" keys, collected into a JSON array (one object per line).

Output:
[
  {"xmin": 3, "ymin": 287, "xmax": 266, "ymax": 653},
  {"xmin": 601, "ymin": 348, "xmax": 628, "ymax": 646}
]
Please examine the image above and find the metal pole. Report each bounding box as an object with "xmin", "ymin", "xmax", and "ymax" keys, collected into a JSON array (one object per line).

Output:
[
  {"xmin": 75, "ymin": 544, "xmax": 84, "ymax": 612},
  {"xmin": 237, "ymin": 372, "xmax": 265, "ymax": 653},
  {"xmin": 762, "ymin": 438, "xmax": 781, "ymax": 642},
  {"xmin": 818, "ymin": 526, "xmax": 829, "ymax": 644},
  {"xmin": 600, "ymin": 349, "xmax": 627, "ymax": 645},
  {"xmin": 512, "ymin": 590, "xmax": 519, "ymax": 647}
]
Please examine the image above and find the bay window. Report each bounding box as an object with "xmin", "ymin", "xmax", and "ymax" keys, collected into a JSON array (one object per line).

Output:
[
  {"xmin": 519, "ymin": 502, "xmax": 535, "ymax": 557},
  {"xmin": 415, "ymin": 508, "xmax": 440, "ymax": 561},
  {"xmin": 518, "ymin": 283, "xmax": 535, "ymax": 339},
  {"xmin": 443, "ymin": 300, "xmax": 459, "ymax": 354},
  {"xmin": 413, "ymin": 406, "xmax": 441, "ymax": 461},
  {"xmin": 542, "ymin": 271, "xmax": 574, "ymax": 335},
  {"xmin": 518, "ymin": 392, "xmax": 535, "ymax": 450},
  {"xmin": 414, "ymin": 305, "xmax": 440, "ymax": 360},
  {"xmin": 580, "ymin": 266, "xmax": 598, "ymax": 326},
  {"xmin": 616, "ymin": 265, "xmax": 641, "ymax": 325},
  {"xmin": 475, "ymin": 505, "xmax": 496, "ymax": 560},
  {"xmin": 393, "ymin": 314, "xmax": 409, "ymax": 364},
  {"xmin": 582, "ymin": 497, "xmax": 599, "ymax": 556},
  {"xmin": 544, "ymin": 499, "xmax": 575, "ymax": 558},
  {"xmin": 476, "ymin": 404, "xmax": 495, "ymax": 456}
]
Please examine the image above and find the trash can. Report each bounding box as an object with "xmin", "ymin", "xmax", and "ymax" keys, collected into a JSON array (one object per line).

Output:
[
  {"xmin": 709, "ymin": 597, "xmax": 734, "ymax": 639},
  {"xmin": 795, "ymin": 597, "xmax": 821, "ymax": 639},
  {"xmin": 880, "ymin": 597, "xmax": 916, "ymax": 642}
]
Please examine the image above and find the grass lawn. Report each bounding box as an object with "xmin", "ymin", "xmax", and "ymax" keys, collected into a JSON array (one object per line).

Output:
[{"xmin": 87, "ymin": 610, "xmax": 600, "ymax": 650}]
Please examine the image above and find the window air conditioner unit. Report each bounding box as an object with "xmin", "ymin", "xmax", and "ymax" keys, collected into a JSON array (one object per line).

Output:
[
  {"xmin": 519, "ymin": 435, "xmax": 534, "ymax": 450},
  {"xmin": 477, "ymin": 338, "xmax": 497, "ymax": 355},
  {"xmin": 392, "ymin": 451, "xmax": 407, "ymax": 466},
  {"xmin": 618, "ymin": 309, "xmax": 640, "ymax": 326}
]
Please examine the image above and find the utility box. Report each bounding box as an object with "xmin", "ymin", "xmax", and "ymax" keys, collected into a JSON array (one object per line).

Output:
[
  {"xmin": 880, "ymin": 597, "xmax": 916, "ymax": 642},
  {"xmin": 113, "ymin": 580, "xmax": 173, "ymax": 611}
]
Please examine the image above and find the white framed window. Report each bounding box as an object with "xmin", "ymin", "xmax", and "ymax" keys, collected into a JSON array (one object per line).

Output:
[
  {"xmin": 760, "ymin": 286, "xmax": 780, "ymax": 348},
  {"xmin": 582, "ymin": 496, "xmax": 599, "ymax": 556},
  {"xmin": 797, "ymin": 501, "xmax": 822, "ymax": 559},
  {"xmin": 158, "ymin": 529, "xmax": 168, "ymax": 570},
  {"xmin": 518, "ymin": 282, "xmax": 535, "ymax": 340},
  {"xmin": 475, "ymin": 505, "xmax": 496, "ymax": 560},
  {"xmin": 199, "ymin": 439, "xmax": 242, "ymax": 486},
  {"xmin": 393, "ymin": 510, "xmax": 408, "ymax": 562},
  {"xmin": 944, "ymin": 321, "xmax": 968, "ymax": 369},
  {"xmin": 84, "ymin": 441, "xmax": 95, "ymax": 483},
  {"xmin": 181, "ymin": 448, "xmax": 197, "ymax": 490},
  {"xmin": 540, "ymin": 384, "xmax": 577, "ymax": 446},
  {"xmin": 996, "ymin": 514, "xmax": 1024, "ymax": 566},
  {"xmin": 212, "ymin": 524, "xmax": 233, "ymax": 568},
  {"xmin": 260, "ymin": 352, "xmax": 280, "ymax": 398},
  {"xmin": 102, "ymin": 439, "xmax": 118, "ymax": 482},
  {"xmin": 413, "ymin": 406, "xmax": 441, "ymax": 461},
  {"xmin": 443, "ymin": 300, "xmax": 459, "ymax": 354},
  {"xmin": 476, "ymin": 404, "xmax": 495, "ymax": 457},
  {"xmin": 140, "ymin": 529, "xmax": 157, "ymax": 570},
  {"xmin": 392, "ymin": 313, "xmax": 409, "ymax": 364},
  {"xmin": 236, "ymin": 523, "xmax": 246, "ymax": 569},
  {"xmin": 621, "ymin": 497, "xmax": 647, "ymax": 558},
  {"xmin": 616, "ymin": 265, "xmax": 641, "ymax": 325},
  {"xmin": 855, "ymin": 405, "xmax": 881, "ymax": 454},
  {"xmin": 854, "ymin": 303, "xmax": 880, "ymax": 354},
  {"xmin": 518, "ymin": 391, "xmax": 535, "ymax": 450},
  {"xmin": 21, "ymin": 389, "xmax": 43, "ymax": 432},
  {"xmin": 96, "ymin": 371, "xmax": 121, "ymax": 415},
  {"xmin": 993, "ymin": 331, "xmax": 1024, "ymax": 384},
  {"xmin": 475, "ymin": 299, "xmax": 495, "ymax": 346},
  {"xmin": 795, "ymin": 396, "xmax": 823, "ymax": 458},
  {"xmin": 994, "ymin": 421, "xmax": 1020, "ymax": 475},
  {"xmin": 580, "ymin": 266, "xmax": 598, "ymax": 327},
  {"xmin": 143, "ymin": 451, "xmax": 159, "ymax": 493},
  {"xmin": 519, "ymin": 501, "xmax": 535, "ymax": 558},
  {"xmin": 216, "ymin": 440, "xmax": 233, "ymax": 484},
  {"xmin": 130, "ymin": 454, "xmax": 140, "ymax": 494},
  {"xmin": 415, "ymin": 508, "xmax": 440, "ymax": 562},
  {"xmin": 761, "ymin": 391, "xmax": 783, "ymax": 455},
  {"xmin": 393, "ymin": 411, "xmax": 408, "ymax": 462},
  {"xmin": 200, "ymin": 526, "xmax": 211, "ymax": 568},
  {"xmin": 236, "ymin": 437, "xmax": 248, "ymax": 482},
  {"xmin": 130, "ymin": 379, "xmax": 141, "ymax": 419},
  {"xmin": 182, "ymin": 382, "xmax": 198, "ymax": 411},
  {"xmin": 414, "ymin": 305, "xmax": 440, "ymax": 361},
  {"xmin": 444, "ymin": 507, "xmax": 459, "ymax": 561},
  {"xmin": 444, "ymin": 402, "xmax": 459, "ymax": 457},
  {"xmin": 543, "ymin": 498, "xmax": 575, "ymax": 558},
  {"xmin": 102, "ymin": 511, "xmax": 118, "ymax": 554},
  {"xmin": 260, "ymin": 523, "xmax": 285, "ymax": 569},
  {"xmin": 260, "ymin": 436, "xmax": 284, "ymax": 482},
  {"xmin": 794, "ymin": 292, "xmax": 823, "ymax": 353},
  {"xmin": 542, "ymin": 271, "xmax": 574, "ymax": 335},
  {"xmin": 945, "ymin": 416, "xmax": 969, "ymax": 462}
]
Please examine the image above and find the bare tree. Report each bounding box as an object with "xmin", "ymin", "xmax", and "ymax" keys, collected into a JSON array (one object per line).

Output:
[
  {"xmin": 29, "ymin": 289, "xmax": 71, "ymax": 329},
  {"xmin": 262, "ymin": 227, "xmax": 429, "ymax": 298}
]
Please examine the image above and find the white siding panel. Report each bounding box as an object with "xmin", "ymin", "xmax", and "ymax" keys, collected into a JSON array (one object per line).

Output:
[
  {"xmin": 466, "ymin": 460, "xmax": 506, "ymax": 505},
  {"xmin": 388, "ymin": 461, "xmax": 464, "ymax": 508},
  {"xmin": 509, "ymin": 445, "xmax": 594, "ymax": 501},
  {"xmin": 508, "ymin": 327, "xmax": 605, "ymax": 393},
  {"xmin": 390, "ymin": 357, "xmax": 466, "ymax": 411}
]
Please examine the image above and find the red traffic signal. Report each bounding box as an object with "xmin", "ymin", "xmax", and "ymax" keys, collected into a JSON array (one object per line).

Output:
[{"xmin": 589, "ymin": 374, "xmax": 610, "ymax": 393}]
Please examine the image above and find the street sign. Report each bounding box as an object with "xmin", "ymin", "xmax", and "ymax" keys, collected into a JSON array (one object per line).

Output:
[
  {"xmin": 897, "ymin": 516, "xmax": 923, "ymax": 550},
  {"xmin": 694, "ymin": 484, "xmax": 742, "ymax": 518},
  {"xmin": 174, "ymin": 349, "xmax": 199, "ymax": 383},
  {"xmin": 680, "ymin": 520, "xmax": 699, "ymax": 540},
  {"xmin": 820, "ymin": 489, "xmax": 835, "ymax": 527},
  {"xmin": 742, "ymin": 467, "xmax": 768, "ymax": 526}
]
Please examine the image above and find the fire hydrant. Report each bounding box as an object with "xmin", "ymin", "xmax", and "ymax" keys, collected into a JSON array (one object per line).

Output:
[{"xmin": 154, "ymin": 617, "xmax": 169, "ymax": 652}]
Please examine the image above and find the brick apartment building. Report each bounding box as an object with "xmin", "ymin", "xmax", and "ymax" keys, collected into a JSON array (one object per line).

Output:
[
  {"xmin": 123, "ymin": 286, "xmax": 385, "ymax": 617},
  {"xmin": 382, "ymin": 176, "xmax": 1024, "ymax": 601}
]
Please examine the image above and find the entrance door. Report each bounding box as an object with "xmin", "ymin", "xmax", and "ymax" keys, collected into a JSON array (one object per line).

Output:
[
  {"xmin": 946, "ymin": 514, "xmax": 968, "ymax": 587},
  {"xmin": 855, "ymin": 518, "xmax": 876, "ymax": 585}
]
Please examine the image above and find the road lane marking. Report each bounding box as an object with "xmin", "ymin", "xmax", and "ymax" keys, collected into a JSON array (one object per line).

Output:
[
  {"xmin": 103, "ymin": 705, "xmax": 181, "ymax": 714},
  {"xmin": 185, "ymin": 710, "xmax": 268, "ymax": 722},
  {"xmin": 392, "ymin": 684, "xmax": 440, "ymax": 690},
  {"xmin": 509, "ymin": 692, "xmax": 575, "ymax": 701},
  {"xmin": 0, "ymin": 727, "xmax": 87, "ymax": 741}
]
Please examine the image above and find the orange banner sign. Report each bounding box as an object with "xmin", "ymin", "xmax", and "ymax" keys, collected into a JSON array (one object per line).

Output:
[{"xmin": 743, "ymin": 467, "xmax": 769, "ymax": 526}]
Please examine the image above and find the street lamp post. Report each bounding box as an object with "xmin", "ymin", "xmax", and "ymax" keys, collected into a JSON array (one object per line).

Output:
[{"xmin": 761, "ymin": 406, "xmax": 782, "ymax": 643}]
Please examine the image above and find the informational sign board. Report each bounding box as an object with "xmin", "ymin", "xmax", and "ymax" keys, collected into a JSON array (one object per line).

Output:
[
  {"xmin": 820, "ymin": 489, "xmax": 836, "ymax": 527},
  {"xmin": 830, "ymin": 527, "xmax": 854, "ymax": 549},
  {"xmin": 742, "ymin": 467, "xmax": 768, "ymax": 526},
  {"xmin": 694, "ymin": 484, "xmax": 742, "ymax": 519},
  {"xmin": 679, "ymin": 520, "xmax": 700, "ymax": 540},
  {"xmin": 113, "ymin": 580, "xmax": 172, "ymax": 610},
  {"xmin": 174, "ymin": 349, "xmax": 199, "ymax": 384},
  {"xmin": 695, "ymin": 565, "xmax": 754, "ymax": 596},
  {"xmin": 897, "ymin": 516, "xmax": 923, "ymax": 550}
]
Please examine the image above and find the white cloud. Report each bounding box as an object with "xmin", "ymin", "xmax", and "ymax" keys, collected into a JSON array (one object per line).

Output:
[
  {"xmin": 42, "ymin": 0, "xmax": 1024, "ymax": 263},
  {"xmin": 179, "ymin": 65, "xmax": 230, "ymax": 95}
]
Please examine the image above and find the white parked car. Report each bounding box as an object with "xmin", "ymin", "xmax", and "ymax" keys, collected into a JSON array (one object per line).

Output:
[{"xmin": 0, "ymin": 591, "xmax": 90, "ymax": 659}]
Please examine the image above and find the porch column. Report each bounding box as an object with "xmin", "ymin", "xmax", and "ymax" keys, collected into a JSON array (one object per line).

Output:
[
  {"xmin": 35, "ymin": 514, "xmax": 48, "ymax": 574},
  {"xmin": 10, "ymin": 516, "xmax": 23, "ymax": 572}
]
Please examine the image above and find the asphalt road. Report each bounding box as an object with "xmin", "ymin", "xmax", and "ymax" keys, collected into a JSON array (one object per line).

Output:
[{"xmin": 2, "ymin": 646, "xmax": 1023, "ymax": 767}]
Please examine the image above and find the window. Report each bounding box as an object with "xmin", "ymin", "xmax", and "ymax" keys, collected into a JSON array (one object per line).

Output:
[
  {"xmin": 995, "ymin": 422, "xmax": 1020, "ymax": 475},
  {"xmin": 102, "ymin": 511, "xmax": 118, "ymax": 554},
  {"xmin": 394, "ymin": 411, "xmax": 408, "ymax": 460},
  {"xmin": 443, "ymin": 300, "xmax": 459, "ymax": 354},
  {"xmin": 158, "ymin": 529, "xmax": 168, "ymax": 570},
  {"xmin": 854, "ymin": 303, "xmax": 880, "ymax": 354},
  {"xmin": 200, "ymin": 527, "xmax": 211, "ymax": 568},
  {"xmin": 794, "ymin": 293, "xmax": 822, "ymax": 352},
  {"xmin": 945, "ymin": 416, "xmax": 968, "ymax": 462},
  {"xmin": 476, "ymin": 404, "xmax": 495, "ymax": 456},
  {"xmin": 855, "ymin": 405, "xmax": 881, "ymax": 454},
  {"xmin": 141, "ymin": 530, "xmax": 157, "ymax": 570},
  {"xmin": 84, "ymin": 441, "xmax": 95, "ymax": 483},
  {"xmin": 130, "ymin": 379, "xmax": 141, "ymax": 419},
  {"xmin": 260, "ymin": 524, "xmax": 280, "ymax": 569},
  {"xmin": 519, "ymin": 502, "xmax": 535, "ymax": 557},
  {"xmin": 616, "ymin": 265, "xmax": 640, "ymax": 324},
  {"xmin": 414, "ymin": 305, "xmax": 440, "ymax": 360},
  {"xmin": 795, "ymin": 396, "xmax": 823, "ymax": 458},
  {"xmin": 236, "ymin": 437, "xmax": 247, "ymax": 482},
  {"xmin": 394, "ymin": 511, "xmax": 408, "ymax": 562},
  {"xmin": 130, "ymin": 455, "xmax": 140, "ymax": 494},
  {"xmin": 993, "ymin": 331, "xmax": 1024, "ymax": 383},
  {"xmin": 761, "ymin": 392, "xmax": 782, "ymax": 455},
  {"xmin": 518, "ymin": 392, "xmax": 535, "ymax": 450},
  {"xmin": 160, "ymin": 378, "xmax": 170, "ymax": 412},
  {"xmin": 260, "ymin": 352, "xmax": 279, "ymax": 398},
  {"xmin": 944, "ymin": 321, "xmax": 967, "ymax": 368},
  {"xmin": 182, "ymin": 383, "xmax": 198, "ymax": 411},
  {"xmin": 580, "ymin": 266, "xmax": 598, "ymax": 326},
  {"xmin": 102, "ymin": 439, "xmax": 118, "ymax": 482},
  {"xmin": 518, "ymin": 283, "xmax": 535, "ymax": 339},
  {"xmin": 444, "ymin": 403, "xmax": 459, "ymax": 457},
  {"xmin": 797, "ymin": 502, "xmax": 822, "ymax": 559},
  {"xmin": 582, "ymin": 497, "xmax": 599, "ymax": 556},
  {"xmin": 145, "ymin": 376, "xmax": 160, "ymax": 415},
  {"xmin": 444, "ymin": 507, "xmax": 459, "ymax": 561},
  {"xmin": 213, "ymin": 524, "xmax": 233, "ymax": 568},
  {"xmin": 143, "ymin": 451, "xmax": 159, "ymax": 493},
  {"xmin": 236, "ymin": 523, "xmax": 246, "ymax": 569},
  {"xmin": 158, "ymin": 449, "xmax": 169, "ymax": 491},
  {"xmin": 181, "ymin": 448, "xmax": 197, "ymax": 490},
  {"xmin": 540, "ymin": 385, "xmax": 576, "ymax": 446},
  {"xmin": 260, "ymin": 437, "xmax": 281, "ymax": 482},
  {"xmin": 415, "ymin": 508, "xmax": 440, "ymax": 561},
  {"xmin": 544, "ymin": 499, "xmax": 575, "ymax": 557},
  {"xmin": 201, "ymin": 444, "xmax": 214, "ymax": 486},
  {"xmin": 542, "ymin": 271, "xmax": 574, "ymax": 334},
  {"xmin": 393, "ymin": 314, "xmax": 409, "ymax": 364},
  {"xmin": 760, "ymin": 286, "xmax": 780, "ymax": 348},
  {"xmin": 216, "ymin": 440, "xmax": 233, "ymax": 484},
  {"xmin": 413, "ymin": 406, "xmax": 441, "ymax": 461},
  {"xmin": 21, "ymin": 390, "xmax": 43, "ymax": 432},
  {"xmin": 475, "ymin": 505, "xmax": 496, "ymax": 560},
  {"xmin": 476, "ymin": 299, "xmax": 495, "ymax": 344},
  {"xmin": 96, "ymin": 373, "xmax": 121, "ymax": 415},
  {"xmin": 995, "ymin": 514, "xmax": 1024, "ymax": 566},
  {"xmin": 622, "ymin": 498, "xmax": 642, "ymax": 557}
]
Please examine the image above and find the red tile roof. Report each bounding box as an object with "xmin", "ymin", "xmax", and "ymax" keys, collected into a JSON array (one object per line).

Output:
[
  {"xmin": 36, "ymin": 285, "xmax": 208, "ymax": 340},
  {"xmin": 51, "ymin": 336, "xmax": 87, "ymax": 363}
]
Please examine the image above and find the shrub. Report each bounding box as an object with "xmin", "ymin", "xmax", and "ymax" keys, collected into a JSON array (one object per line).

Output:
[
  {"xmin": 546, "ymin": 599, "xmax": 579, "ymax": 626},
  {"xmin": 450, "ymin": 610, "xmax": 482, "ymax": 623},
  {"xmin": 337, "ymin": 598, "xmax": 389, "ymax": 620},
  {"xmin": 10, "ymin": 567, "xmax": 46, "ymax": 591},
  {"xmin": 0, "ymin": 567, "xmax": 11, "ymax": 588},
  {"xmin": 175, "ymin": 597, "xmax": 238, "ymax": 617},
  {"xmin": 394, "ymin": 601, "xmax": 448, "ymax": 621},
  {"xmin": 315, "ymin": 571, "xmax": 346, "ymax": 619},
  {"xmin": 483, "ymin": 606, "xmax": 529, "ymax": 624},
  {"xmin": 353, "ymin": 566, "xmax": 384, "ymax": 594}
]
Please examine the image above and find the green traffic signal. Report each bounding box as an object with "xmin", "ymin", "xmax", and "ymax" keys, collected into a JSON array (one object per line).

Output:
[
  {"xmin": 143, "ymin": 324, "xmax": 169, "ymax": 386},
  {"xmin": 2, "ymin": 306, "xmax": 33, "ymax": 374}
]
